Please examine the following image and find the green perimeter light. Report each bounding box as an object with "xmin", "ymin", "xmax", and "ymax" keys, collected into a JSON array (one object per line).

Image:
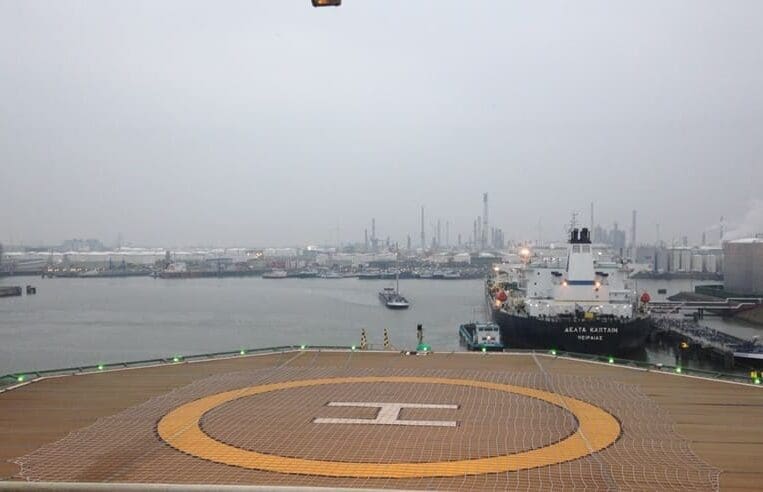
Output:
[
  {"xmin": 481, "ymin": 347, "xmax": 487, "ymax": 353},
  {"xmin": 300, "ymin": 344, "xmax": 306, "ymax": 350},
  {"xmin": 608, "ymin": 357, "xmax": 614, "ymax": 364},
  {"xmin": 351, "ymin": 345, "xmax": 356, "ymax": 351},
  {"xmin": 172, "ymin": 356, "xmax": 181, "ymax": 363},
  {"xmin": 97, "ymin": 364, "xmax": 104, "ymax": 371},
  {"xmin": 550, "ymin": 349, "xmax": 557, "ymax": 356},
  {"xmin": 755, "ymin": 378, "xmax": 761, "ymax": 385},
  {"xmin": 675, "ymin": 367, "xmax": 682, "ymax": 374},
  {"xmin": 239, "ymin": 349, "xmax": 246, "ymax": 355},
  {"xmin": 16, "ymin": 375, "xmax": 25, "ymax": 382}
]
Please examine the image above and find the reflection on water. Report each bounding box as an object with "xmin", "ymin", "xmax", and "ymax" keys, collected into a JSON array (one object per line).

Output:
[{"xmin": 1, "ymin": 276, "xmax": 761, "ymax": 376}]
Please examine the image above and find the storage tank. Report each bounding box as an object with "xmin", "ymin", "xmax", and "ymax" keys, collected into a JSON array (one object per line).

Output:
[
  {"xmin": 723, "ymin": 239, "xmax": 763, "ymax": 294},
  {"xmin": 670, "ymin": 249, "xmax": 681, "ymax": 272},
  {"xmin": 691, "ymin": 254, "xmax": 703, "ymax": 272},
  {"xmin": 680, "ymin": 249, "xmax": 692, "ymax": 272},
  {"xmin": 704, "ymin": 254, "xmax": 717, "ymax": 273}
]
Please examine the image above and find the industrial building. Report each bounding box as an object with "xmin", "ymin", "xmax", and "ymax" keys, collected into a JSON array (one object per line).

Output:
[{"xmin": 723, "ymin": 237, "xmax": 763, "ymax": 295}]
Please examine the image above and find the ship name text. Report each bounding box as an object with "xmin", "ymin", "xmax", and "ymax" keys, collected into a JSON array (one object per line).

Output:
[{"xmin": 563, "ymin": 327, "xmax": 619, "ymax": 334}]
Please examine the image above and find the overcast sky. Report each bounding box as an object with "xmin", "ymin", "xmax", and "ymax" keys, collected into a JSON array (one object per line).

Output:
[{"xmin": 1, "ymin": 1, "xmax": 762, "ymax": 248}]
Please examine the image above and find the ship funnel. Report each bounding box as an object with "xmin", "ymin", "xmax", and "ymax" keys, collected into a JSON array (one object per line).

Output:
[
  {"xmin": 580, "ymin": 228, "xmax": 591, "ymax": 243},
  {"xmin": 570, "ymin": 228, "xmax": 580, "ymax": 243}
]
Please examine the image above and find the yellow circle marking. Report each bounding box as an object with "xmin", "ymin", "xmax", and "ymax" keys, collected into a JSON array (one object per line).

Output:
[{"xmin": 157, "ymin": 376, "xmax": 620, "ymax": 478}]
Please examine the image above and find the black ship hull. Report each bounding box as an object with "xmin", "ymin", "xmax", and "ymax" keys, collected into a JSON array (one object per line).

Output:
[{"xmin": 492, "ymin": 309, "xmax": 652, "ymax": 355}]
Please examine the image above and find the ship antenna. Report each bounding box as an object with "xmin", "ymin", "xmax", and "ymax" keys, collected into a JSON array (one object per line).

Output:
[
  {"xmin": 568, "ymin": 211, "xmax": 579, "ymax": 234},
  {"xmin": 395, "ymin": 248, "xmax": 400, "ymax": 294}
]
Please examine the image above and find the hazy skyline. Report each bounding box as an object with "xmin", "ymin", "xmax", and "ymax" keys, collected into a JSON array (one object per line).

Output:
[{"xmin": 2, "ymin": 1, "xmax": 762, "ymax": 247}]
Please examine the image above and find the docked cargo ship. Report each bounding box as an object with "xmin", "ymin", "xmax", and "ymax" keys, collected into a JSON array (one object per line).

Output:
[{"xmin": 487, "ymin": 227, "xmax": 651, "ymax": 355}]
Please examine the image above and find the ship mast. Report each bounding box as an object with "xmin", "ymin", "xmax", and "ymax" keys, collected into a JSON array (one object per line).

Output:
[
  {"xmin": 395, "ymin": 247, "xmax": 400, "ymax": 294},
  {"xmin": 568, "ymin": 211, "xmax": 579, "ymax": 236}
]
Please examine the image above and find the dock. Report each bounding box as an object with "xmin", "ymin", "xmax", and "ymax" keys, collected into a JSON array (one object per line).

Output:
[
  {"xmin": 1, "ymin": 348, "xmax": 761, "ymax": 490},
  {"xmin": 653, "ymin": 318, "xmax": 762, "ymax": 367}
]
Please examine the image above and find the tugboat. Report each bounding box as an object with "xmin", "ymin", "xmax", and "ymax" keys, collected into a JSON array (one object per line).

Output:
[
  {"xmin": 459, "ymin": 322, "xmax": 502, "ymax": 351},
  {"xmin": 487, "ymin": 226, "xmax": 652, "ymax": 355},
  {"xmin": 379, "ymin": 272, "xmax": 409, "ymax": 309}
]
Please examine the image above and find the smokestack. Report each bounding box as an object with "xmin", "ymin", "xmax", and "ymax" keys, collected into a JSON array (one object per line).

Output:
[
  {"xmin": 445, "ymin": 221, "xmax": 449, "ymax": 247},
  {"xmin": 482, "ymin": 193, "xmax": 488, "ymax": 250},
  {"xmin": 473, "ymin": 219, "xmax": 478, "ymax": 251},
  {"xmin": 476, "ymin": 216, "xmax": 482, "ymax": 252},
  {"xmin": 371, "ymin": 218, "xmax": 377, "ymax": 252},
  {"xmin": 420, "ymin": 206, "xmax": 425, "ymax": 250},
  {"xmin": 720, "ymin": 216, "xmax": 724, "ymax": 242},
  {"xmin": 364, "ymin": 229, "xmax": 368, "ymax": 251},
  {"xmin": 631, "ymin": 210, "xmax": 637, "ymax": 249},
  {"xmin": 436, "ymin": 219, "xmax": 441, "ymax": 248},
  {"xmin": 590, "ymin": 202, "xmax": 594, "ymax": 230}
]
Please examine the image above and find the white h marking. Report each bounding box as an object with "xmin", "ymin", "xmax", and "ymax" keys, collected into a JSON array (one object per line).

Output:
[{"xmin": 313, "ymin": 402, "xmax": 458, "ymax": 427}]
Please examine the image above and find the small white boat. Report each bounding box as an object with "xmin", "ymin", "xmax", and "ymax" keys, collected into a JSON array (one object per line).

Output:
[
  {"xmin": 318, "ymin": 271, "xmax": 343, "ymax": 279},
  {"xmin": 262, "ymin": 270, "xmax": 288, "ymax": 279}
]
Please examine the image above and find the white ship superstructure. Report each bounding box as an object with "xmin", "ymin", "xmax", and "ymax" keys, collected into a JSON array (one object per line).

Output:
[{"xmin": 520, "ymin": 230, "xmax": 634, "ymax": 319}]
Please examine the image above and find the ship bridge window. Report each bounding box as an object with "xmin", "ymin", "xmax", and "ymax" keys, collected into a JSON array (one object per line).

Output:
[
  {"xmin": 573, "ymin": 245, "xmax": 581, "ymax": 253},
  {"xmin": 582, "ymin": 245, "xmax": 590, "ymax": 253},
  {"xmin": 658, "ymin": 288, "xmax": 667, "ymax": 294}
]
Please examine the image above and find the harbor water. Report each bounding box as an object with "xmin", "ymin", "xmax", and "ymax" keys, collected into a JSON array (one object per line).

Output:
[{"xmin": 1, "ymin": 276, "xmax": 761, "ymax": 376}]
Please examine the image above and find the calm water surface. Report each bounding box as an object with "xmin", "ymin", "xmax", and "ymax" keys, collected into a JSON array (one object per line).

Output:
[
  {"xmin": 1, "ymin": 276, "xmax": 760, "ymax": 375},
  {"xmin": 0, "ymin": 277, "xmax": 484, "ymax": 374}
]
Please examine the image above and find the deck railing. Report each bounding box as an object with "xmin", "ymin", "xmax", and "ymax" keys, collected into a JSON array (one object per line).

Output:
[{"xmin": 1, "ymin": 344, "xmax": 760, "ymax": 390}]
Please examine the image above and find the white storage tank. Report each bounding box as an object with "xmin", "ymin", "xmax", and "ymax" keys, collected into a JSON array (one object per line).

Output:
[
  {"xmin": 691, "ymin": 254, "xmax": 704, "ymax": 272},
  {"xmin": 680, "ymin": 249, "xmax": 692, "ymax": 271},
  {"xmin": 704, "ymin": 254, "xmax": 717, "ymax": 273},
  {"xmin": 724, "ymin": 238, "xmax": 763, "ymax": 294},
  {"xmin": 670, "ymin": 249, "xmax": 681, "ymax": 272}
]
